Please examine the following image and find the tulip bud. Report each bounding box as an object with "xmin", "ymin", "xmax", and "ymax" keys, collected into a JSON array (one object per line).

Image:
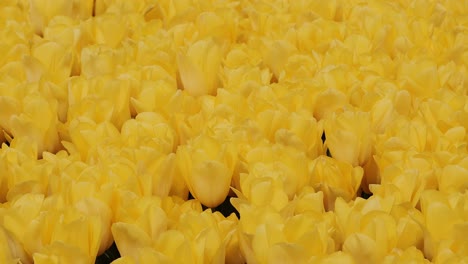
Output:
[
  {"xmin": 176, "ymin": 133, "xmax": 237, "ymax": 207},
  {"xmin": 324, "ymin": 110, "xmax": 373, "ymax": 166},
  {"xmin": 177, "ymin": 39, "xmax": 222, "ymax": 97}
]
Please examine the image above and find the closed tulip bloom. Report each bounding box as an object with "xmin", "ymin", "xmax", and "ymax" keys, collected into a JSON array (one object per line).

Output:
[
  {"xmin": 238, "ymin": 172, "xmax": 289, "ymax": 211},
  {"xmin": 370, "ymin": 167, "xmax": 426, "ymax": 207},
  {"xmin": 245, "ymin": 144, "xmax": 309, "ymax": 199},
  {"xmin": 397, "ymin": 59, "xmax": 440, "ymax": 99},
  {"xmin": 177, "ymin": 38, "xmax": 222, "ymax": 97},
  {"xmin": 30, "ymin": 40, "xmax": 73, "ymax": 84},
  {"xmin": 438, "ymin": 159, "xmax": 468, "ymax": 193},
  {"xmin": 324, "ymin": 110, "xmax": 373, "ymax": 167},
  {"xmin": 261, "ymin": 39, "xmax": 297, "ymax": 80},
  {"xmin": 0, "ymin": 93, "xmax": 61, "ymax": 157},
  {"xmin": 309, "ymin": 156, "xmax": 363, "ymax": 210},
  {"xmin": 390, "ymin": 204, "xmax": 425, "ymax": 251},
  {"xmin": 0, "ymin": 225, "xmax": 30, "ymax": 264},
  {"xmin": 176, "ymin": 133, "xmax": 237, "ymax": 207},
  {"xmin": 420, "ymin": 190, "xmax": 466, "ymax": 260},
  {"xmin": 256, "ymin": 110, "xmax": 324, "ymax": 159},
  {"xmin": 382, "ymin": 247, "xmax": 430, "ymax": 264},
  {"xmin": 27, "ymin": 0, "xmax": 73, "ymax": 35},
  {"xmin": 121, "ymin": 112, "xmax": 177, "ymax": 153}
]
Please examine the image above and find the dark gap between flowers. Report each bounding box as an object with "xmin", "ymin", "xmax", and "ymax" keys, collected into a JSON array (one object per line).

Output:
[
  {"xmin": 321, "ymin": 132, "xmax": 332, "ymax": 157},
  {"xmin": 360, "ymin": 190, "xmax": 373, "ymax": 199},
  {"xmin": 189, "ymin": 192, "xmax": 240, "ymax": 219},
  {"xmin": 95, "ymin": 242, "xmax": 120, "ymax": 264}
]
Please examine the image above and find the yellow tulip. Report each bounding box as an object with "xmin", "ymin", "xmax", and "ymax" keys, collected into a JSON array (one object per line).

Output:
[
  {"xmin": 23, "ymin": 204, "xmax": 105, "ymax": 262},
  {"xmin": 67, "ymin": 76, "xmax": 132, "ymax": 129},
  {"xmin": 295, "ymin": 19, "xmax": 345, "ymax": 53},
  {"xmin": 334, "ymin": 195, "xmax": 395, "ymax": 246},
  {"xmin": 289, "ymin": 186, "xmax": 325, "ymax": 215},
  {"xmin": 0, "ymin": 92, "xmax": 61, "ymax": 157},
  {"xmin": 32, "ymin": 241, "xmax": 90, "ymax": 264},
  {"xmin": 370, "ymin": 98, "xmax": 398, "ymax": 134},
  {"xmin": 324, "ymin": 110, "xmax": 373, "ymax": 167},
  {"xmin": 342, "ymin": 233, "xmax": 380, "ymax": 264},
  {"xmin": 438, "ymin": 162, "xmax": 468, "ymax": 193},
  {"xmin": 237, "ymin": 205, "xmax": 285, "ymax": 264},
  {"xmin": 390, "ymin": 204, "xmax": 424, "ymax": 251},
  {"xmin": 80, "ymin": 44, "xmax": 127, "ymax": 78},
  {"xmin": 260, "ymin": 39, "xmax": 297, "ymax": 80},
  {"xmin": 177, "ymin": 38, "xmax": 222, "ymax": 97},
  {"xmin": 130, "ymin": 79, "xmax": 178, "ymax": 115},
  {"xmin": 278, "ymin": 54, "xmax": 318, "ymax": 82},
  {"xmin": 309, "ymin": 156, "xmax": 363, "ymax": 210},
  {"xmin": 221, "ymin": 65, "xmax": 271, "ymax": 93},
  {"xmin": 64, "ymin": 118, "xmax": 121, "ymax": 161},
  {"xmin": 0, "ymin": 225, "xmax": 30, "ymax": 264},
  {"xmin": 1, "ymin": 193, "xmax": 44, "ymax": 250},
  {"xmin": 419, "ymin": 190, "xmax": 466, "ymax": 260},
  {"xmin": 309, "ymin": 251, "xmax": 355, "ymax": 264},
  {"xmin": 113, "ymin": 194, "xmax": 239, "ymax": 263},
  {"xmin": 397, "ymin": 58, "xmax": 440, "ymax": 99},
  {"xmin": 245, "ymin": 144, "xmax": 309, "ymax": 199},
  {"xmin": 236, "ymin": 200, "xmax": 336, "ymax": 264},
  {"xmin": 92, "ymin": 13, "xmax": 128, "ymax": 48},
  {"xmin": 176, "ymin": 133, "xmax": 237, "ymax": 207},
  {"xmin": 382, "ymin": 247, "xmax": 430, "ymax": 264},
  {"xmin": 196, "ymin": 11, "xmax": 237, "ymax": 44},
  {"xmin": 30, "ymin": 40, "xmax": 73, "ymax": 84},
  {"xmin": 27, "ymin": 0, "xmax": 73, "ymax": 35},
  {"xmin": 256, "ymin": 110, "xmax": 324, "ymax": 159},
  {"xmin": 238, "ymin": 172, "xmax": 289, "ymax": 211},
  {"xmin": 370, "ymin": 167, "xmax": 426, "ymax": 207},
  {"xmin": 73, "ymin": 197, "xmax": 113, "ymax": 255},
  {"xmin": 112, "ymin": 222, "xmax": 153, "ymax": 261},
  {"xmin": 121, "ymin": 112, "xmax": 177, "ymax": 153},
  {"xmin": 339, "ymin": 205, "xmax": 399, "ymax": 263},
  {"xmin": 223, "ymin": 44, "xmax": 263, "ymax": 70},
  {"xmin": 283, "ymin": 212, "xmax": 336, "ymax": 258}
]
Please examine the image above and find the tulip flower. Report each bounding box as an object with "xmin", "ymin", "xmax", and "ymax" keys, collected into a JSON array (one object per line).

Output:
[
  {"xmin": 256, "ymin": 110, "xmax": 324, "ymax": 159},
  {"xmin": 245, "ymin": 144, "xmax": 309, "ymax": 199},
  {"xmin": 27, "ymin": 0, "xmax": 73, "ymax": 35},
  {"xmin": 260, "ymin": 39, "xmax": 297, "ymax": 80},
  {"xmin": 177, "ymin": 38, "xmax": 222, "ymax": 97},
  {"xmin": 120, "ymin": 112, "xmax": 177, "ymax": 153},
  {"xmin": 370, "ymin": 98, "xmax": 397, "ymax": 134},
  {"xmin": 324, "ymin": 110, "xmax": 373, "ymax": 167},
  {"xmin": 397, "ymin": 59, "xmax": 440, "ymax": 99},
  {"xmin": 113, "ymin": 194, "xmax": 240, "ymax": 263},
  {"xmin": 176, "ymin": 133, "xmax": 237, "ymax": 207},
  {"xmin": 420, "ymin": 190, "xmax": 466, "ymax": 260},
  {"xmin": 390, "ymin": 204, "xmax": 424, "ymax": 251},
  {"xmin": 0, "ymin": 225, "xmax": 30, "ymax": 264},
  {"xmin": 438, "ymin": 162, "xmax": 468, "ymax": 193},
  {"xmin": 382, "ymin": 247, "xmax": 430, "ymax": 264},
  {"xmin": 65, "ymin": 118, "xmax": 121, "ymax": 161},
  {"xmin": 22, "ymin": 204, "xmax": 107, "ymax": 262},
  {"xmin": 336, "ymin": 196, "xmax": 399, "ymax": 263},
  {"xmin": 92, "ymin": 13, "xmax": 128, "ymax": 48},
  {"xmin": 0, "ymin": 92, "xmax": 61, "ymax": 157},
  {"xmin": 30, "ymin": 40, "xmax": 73, "ymax": 84},
  {"xmin": 309, "ymin": 156, "xmax": 363, "ymax": 210},
  {"xmin": 0, "ymin": 0, "xmax": 467, "ymax": 262},
  {"xmin": 238, "ymin": 172, "xmax": 289, "ymax": 211},
  {"xmin": 313, "ymin": 88, "xmax": 348, "ymax": 121}
]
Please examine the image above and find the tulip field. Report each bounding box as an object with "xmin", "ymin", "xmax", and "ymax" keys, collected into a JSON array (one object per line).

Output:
[{"xmin": 0, "ymin": 0, "xmax": 467, "ymax": 263}]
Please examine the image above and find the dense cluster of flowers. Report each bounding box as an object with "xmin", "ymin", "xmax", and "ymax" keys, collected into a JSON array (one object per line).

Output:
[{"xmin": 0, "ymin": 0, "xmax": 467, "ymax": 263}]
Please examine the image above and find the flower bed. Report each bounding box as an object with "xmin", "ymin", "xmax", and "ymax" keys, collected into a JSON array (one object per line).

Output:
[{"xmin": 0, "ymin": 0, "xmax": 467, "ymax": 263}]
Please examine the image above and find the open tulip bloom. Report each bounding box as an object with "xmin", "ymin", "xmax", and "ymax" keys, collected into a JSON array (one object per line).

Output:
[{"xmin": 0, "ymin": 0, "xmax": 467, "ymax": 263}]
